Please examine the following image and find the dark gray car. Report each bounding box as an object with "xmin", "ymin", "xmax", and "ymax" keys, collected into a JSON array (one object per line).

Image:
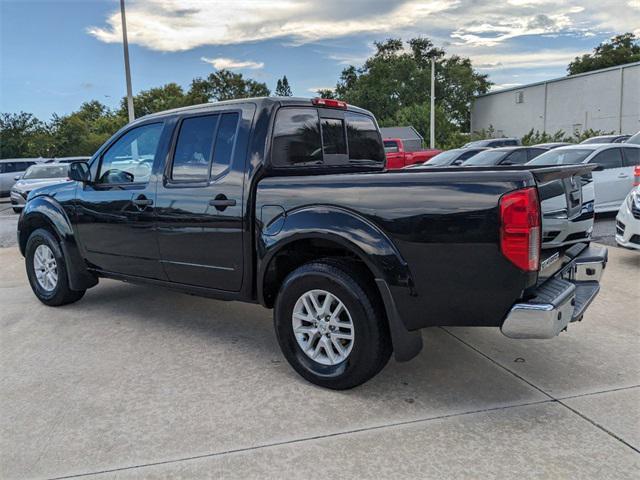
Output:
[{"xmin": 462, "ymin": 146, "xmax": 548, "ymax": 166}]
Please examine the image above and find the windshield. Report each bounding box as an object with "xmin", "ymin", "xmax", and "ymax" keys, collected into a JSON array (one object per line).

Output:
[
  {"xmin": 627, "ymin": 132, "xmax": 640, "ymax": 145},
  {"xmin": 425, "ymin": 149, "xmax": 460, "ymax": 166},
  {"xmin": 462, "ymin": 150, "xmax": 506, "ymax": 166},
  {"xmin": 526, "ymin": 148, "xmax": 593, "ymax": 166},
  {"xmin": 22, "ymin": 164, "xmax": 68, "ymax": 179}
]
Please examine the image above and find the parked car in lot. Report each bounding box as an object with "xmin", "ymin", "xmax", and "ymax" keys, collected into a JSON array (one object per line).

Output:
[
  {"xmin": 46, "ymin": 156, "xmax": 91, "ymax": 164},
  {"xmin": 407, "ymin": 147, "xmax": 489, "ymax": 168},
  {"xmin": 383, "ymin": 138, "xmax": 440, "ymax": 168},
  {"xmin": 580, "ymin": 134, "xmax": 630, "ymax": 144},
  {"xmin": 462, "ymin": 146, "xmax": 548, "ymax": 166},
  {"xmin": 17, "ymin": 97, "xmax": 607, "ymax": 389},
  {"xmin": 527, "ymin": 144, "xmax": 640, "ymax": 212},
  {"xmin": 616, "ymin": 187, "xmax": 640, "ymax": 250},
  {"xmin": 10, "ymin": 163, "xmax": 71, "ymax": 213},
  {"xmin": 0, "ymin": 158, "xmax": 46, "ymax": 197},
  {"xmin": 462, "ymin": 137, "xmax": 521, "ymax": 148},
  {"xmin": 533, "ymin": 142, "xmax": 573, "ymax": 149}
]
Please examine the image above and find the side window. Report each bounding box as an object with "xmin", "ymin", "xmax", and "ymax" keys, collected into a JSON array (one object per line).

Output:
[
  {"xmin": 321, "ymin": 118, "xmax": 347, "ymax": 155},
  {"xmin": 16, "ymin": 162, "xmax": 29, "ymax": 172},
  {"xmin": 503, "ymin": 150, "xmax": 527, "ymax": 164},
  {"xmin": 459, "ymin": 149, "xmax": 479, "ymax": 160},
  {"xmin": 172, "ymin": 115, "xmax": 218, "ymax": 182},
  {"xmin": 99, "ymin": 123, "xmax": 163, "ymax": 184},
  {"xmin": 622, "ymin": 147, "xmax": 640, "ymax": 166},
  {"xmin": 272, "ymin": 108, "xmax": 322, "ymax": 167},
  {"xmin": 3, "ymin": 162, "xmax": 16, "ymax": 173},
  {"xmin": 211, "ymin": 112, "xmax": 239, "ymax": 178},
  {"xmin": 527, "ymin": 148, "xmax": 546, "ymax": 161},
  {"xmin": 384, "ymin": 141, "xmax": 399, "ymax": 154},
  {"xmin": 345, "ymin": 112, "xmax": 385, "ymax": 164},
  {"xmin": 590, "ymin": 148, "xmax": 623, "ymax": 170}
]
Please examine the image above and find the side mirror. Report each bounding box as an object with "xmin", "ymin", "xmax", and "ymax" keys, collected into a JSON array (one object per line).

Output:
[
  {"xmin": 592, "ymin": 164, "xmax": 604, "ymax": 171},
  {"xmin": 452, "ymin": 160, "xmax": 463, "ymax": 166},
  {"xmin": 14, "ymin": 175, "xmax": 21, "ymax": 181},
  {"xmin": 68, "ymin": 161, "xmax": 92, "ymax": 183}
]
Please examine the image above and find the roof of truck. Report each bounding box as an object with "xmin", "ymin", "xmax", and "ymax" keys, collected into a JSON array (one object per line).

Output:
[{"xmin": 140, "ymin": 96, "xmax": 372, "ymax": 122}]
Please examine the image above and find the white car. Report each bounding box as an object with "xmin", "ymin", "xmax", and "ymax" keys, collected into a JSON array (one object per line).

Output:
[
  {"xmin": 527, "ymin": 143, "xmax": 640, "ymax": 213},
  {"xmin": 616, "ymin": 187, "xmax": 640, "ymax": 250}
]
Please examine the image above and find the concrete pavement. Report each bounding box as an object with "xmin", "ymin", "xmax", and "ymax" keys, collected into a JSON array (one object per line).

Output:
[{"xmin": 0, "ymin": 241, "xmax": 638, "ymax": 479}]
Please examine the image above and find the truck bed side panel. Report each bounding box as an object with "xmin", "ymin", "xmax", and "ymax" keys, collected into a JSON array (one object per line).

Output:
[{"xmin": 256, "ymin": 170, "xmax": 537, "ymax": 330}]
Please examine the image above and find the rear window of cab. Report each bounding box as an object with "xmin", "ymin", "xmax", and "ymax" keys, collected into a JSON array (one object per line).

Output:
[{"xmin": 271, "ymin": 107, "xmax": 385, "ymax": 170}]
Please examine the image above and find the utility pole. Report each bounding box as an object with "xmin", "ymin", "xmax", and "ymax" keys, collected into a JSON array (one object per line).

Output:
[
  {"xmin": 429, "ymin": 57, "xmax": 435, "ymax": 149},
  {"xmin": 120, "ymin": 0, "xmax": 135, "ymax": 123}
]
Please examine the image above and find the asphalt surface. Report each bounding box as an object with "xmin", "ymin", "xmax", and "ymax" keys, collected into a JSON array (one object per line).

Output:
[{"xmin": 0, "ymin": 197, "xmax": 638, "ymax": 479}]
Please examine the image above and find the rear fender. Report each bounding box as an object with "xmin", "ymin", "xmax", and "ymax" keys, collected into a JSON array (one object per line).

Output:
[{"xmin": 258, "ymin": 206, "xmax": 422, "ymax": 361}]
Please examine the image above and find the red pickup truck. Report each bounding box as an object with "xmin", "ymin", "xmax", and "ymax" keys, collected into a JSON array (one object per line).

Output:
[{"xmin": 384, "ymin": 138, "xmax": 441, "ymax": 169}]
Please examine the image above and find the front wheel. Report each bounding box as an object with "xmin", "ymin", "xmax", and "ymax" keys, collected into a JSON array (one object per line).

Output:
[
  {"xmin": 25, "ymin": 228, "xmax": 85, "ymax": 306},
  {"xmin": 274, "ymin": 260, "xmax": 391, "ymax": 389}
]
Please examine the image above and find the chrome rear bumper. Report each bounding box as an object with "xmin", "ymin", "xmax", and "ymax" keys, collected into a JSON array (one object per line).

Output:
[{"xmin": 501, "ymin": 244, "xmax": 607, "ymax": 339}]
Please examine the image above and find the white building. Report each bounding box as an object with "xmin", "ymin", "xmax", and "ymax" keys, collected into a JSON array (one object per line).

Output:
[{"xmin": 471, "ymin": 62, "xmax": 640, "ymax": 138}]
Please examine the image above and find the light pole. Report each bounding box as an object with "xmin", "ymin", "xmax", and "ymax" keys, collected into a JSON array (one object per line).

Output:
[
  {"xmin": 429, "ymin": 57, "xmax": 435, "ymax": 149},
  {"xmin": 120, "ymin": 0, "xmax": 135, "ymax": 123}
]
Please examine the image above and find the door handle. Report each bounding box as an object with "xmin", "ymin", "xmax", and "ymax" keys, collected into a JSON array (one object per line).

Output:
[
  {"xmin": 209, "ymin": 194, "xmax": 236, "ymax": 211},
  {"xmin": 133, "ymin": 195, "xmax": 153, "ymax": 207},
  {"xmin": 618, "ymin": 173, "xmax": 628, "ymax": 178}
]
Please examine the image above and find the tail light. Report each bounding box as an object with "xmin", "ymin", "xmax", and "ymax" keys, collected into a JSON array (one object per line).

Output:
[
  {"xmin": 312, "ymin": 98, "xmax": 347, "ymax": 109},
  {"xmin": 499, "ymin": 187, "xmax": 541, "ymax": 271},
  {"xmin": 633, "ymin": 166, "xmax": 640, "ymax": 186}
]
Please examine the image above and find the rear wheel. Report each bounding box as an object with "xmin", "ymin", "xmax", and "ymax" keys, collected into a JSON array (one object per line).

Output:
[
  {"xmin": 13, "ymin": 207, "xmax": 21, "ymax": 214},
  {"xmin": 274, "ymin": 260, "xmax": 391, "ymax": 389},
  {"xmin": 25, "ymin": 228, "xmax": 85, "ymax": 306}
]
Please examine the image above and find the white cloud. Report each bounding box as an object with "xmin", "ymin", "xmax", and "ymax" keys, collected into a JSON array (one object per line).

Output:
[
  {"xmin": 87, "ymin": 0, "xmax": 456, "ymax": 52},
  {"xmin": 490, "ymin": 83, "xmax": 523, "ymax": 91},
  {"xmin": 86, "ymin": 0, "xmax": 640, "ymax": 70},
  {"xmin": 201, "ymin": 57, "xmax": 264, "ymax": 70},
  {"xmin": 470, "ymin": 50, "xmax": 588, "ymax": 70},
  {"xmin": 307, "ymin": 87, "xmax": 335, "ymax": 93}
]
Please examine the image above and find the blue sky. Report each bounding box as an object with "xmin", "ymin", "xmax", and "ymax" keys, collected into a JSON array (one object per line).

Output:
[{"xmin": 1, "ymin": 0, "xmax": 639, "ymax": 120}]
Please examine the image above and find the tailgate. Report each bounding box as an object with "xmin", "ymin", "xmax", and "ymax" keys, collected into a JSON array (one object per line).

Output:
[{"xmin": 529, "ymin": 164, "xmax": 599, "ymax": 281}]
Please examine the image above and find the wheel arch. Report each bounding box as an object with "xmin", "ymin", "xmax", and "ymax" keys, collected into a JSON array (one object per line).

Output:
[
  {"xmin": 19, "ymin": 196, "xmax": 97, "ymax": 291},
  {"xmin": 257, "ymin": 206, "xmax": 422, "ymax": 362}
]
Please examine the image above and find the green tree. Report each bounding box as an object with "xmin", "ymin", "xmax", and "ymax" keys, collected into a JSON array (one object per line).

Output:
[
  {"xmin": 188, "ymin": 69, "xmax": 270, "ymax": 103},
  {"xmin": 51, "ymin": 101, "xmax": 125, "ymax": 156},
  {"xmin": 0, "ymin": 112, "xmax": 50, "ymax": 158},
  {"xmin": 120, "ymin": 83, "xmax": 191, "ymax": 118},
  {"xmin": 316, "ymin": 89, "xmax": 336, "ymax": 99},
  {"xmin": 275, "ymin": 75, "xmax": 292, "ymax": 96},
  {"xmin": 568, "ymin": 33, "xmax": 640, "ymax": 75},
  {"xmin": 333, "ymin": 38, "xmax": 490, "ymax": 140}
]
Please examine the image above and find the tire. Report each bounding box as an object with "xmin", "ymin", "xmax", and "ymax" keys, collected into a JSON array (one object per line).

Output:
[
  {"xmin": 274, "ymin": 260, "xmax": 391, "ymax": 390},
  {"xmin": 13, "ymin": 208, "xmax": 21, "ymax": 214},
  {"xmin": 25, "ymin": 228, "xmax": 86, "ymax": 306}
]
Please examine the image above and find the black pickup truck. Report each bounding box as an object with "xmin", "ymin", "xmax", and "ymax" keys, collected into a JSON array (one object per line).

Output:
[{"xmin": 17, "ymin": 97, "xmax": 607, "ymax": 389}]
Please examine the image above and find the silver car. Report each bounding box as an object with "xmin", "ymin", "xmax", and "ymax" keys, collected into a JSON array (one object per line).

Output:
[
  {"xmin": 527, "ymin": 143, "xmax": 640, "ymax": 213},
  {"xmin": 0, "ymin": 158, "xmax": 47, "ymax": 197},
  {"xmin": 10, "ymin": 163, "xmax": 71, "ymax": 213}
]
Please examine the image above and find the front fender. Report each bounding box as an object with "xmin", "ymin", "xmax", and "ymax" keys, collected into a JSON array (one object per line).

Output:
[{"xmin": 19, "ymin": 196, "xmax": 97, "ymax": 291}]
